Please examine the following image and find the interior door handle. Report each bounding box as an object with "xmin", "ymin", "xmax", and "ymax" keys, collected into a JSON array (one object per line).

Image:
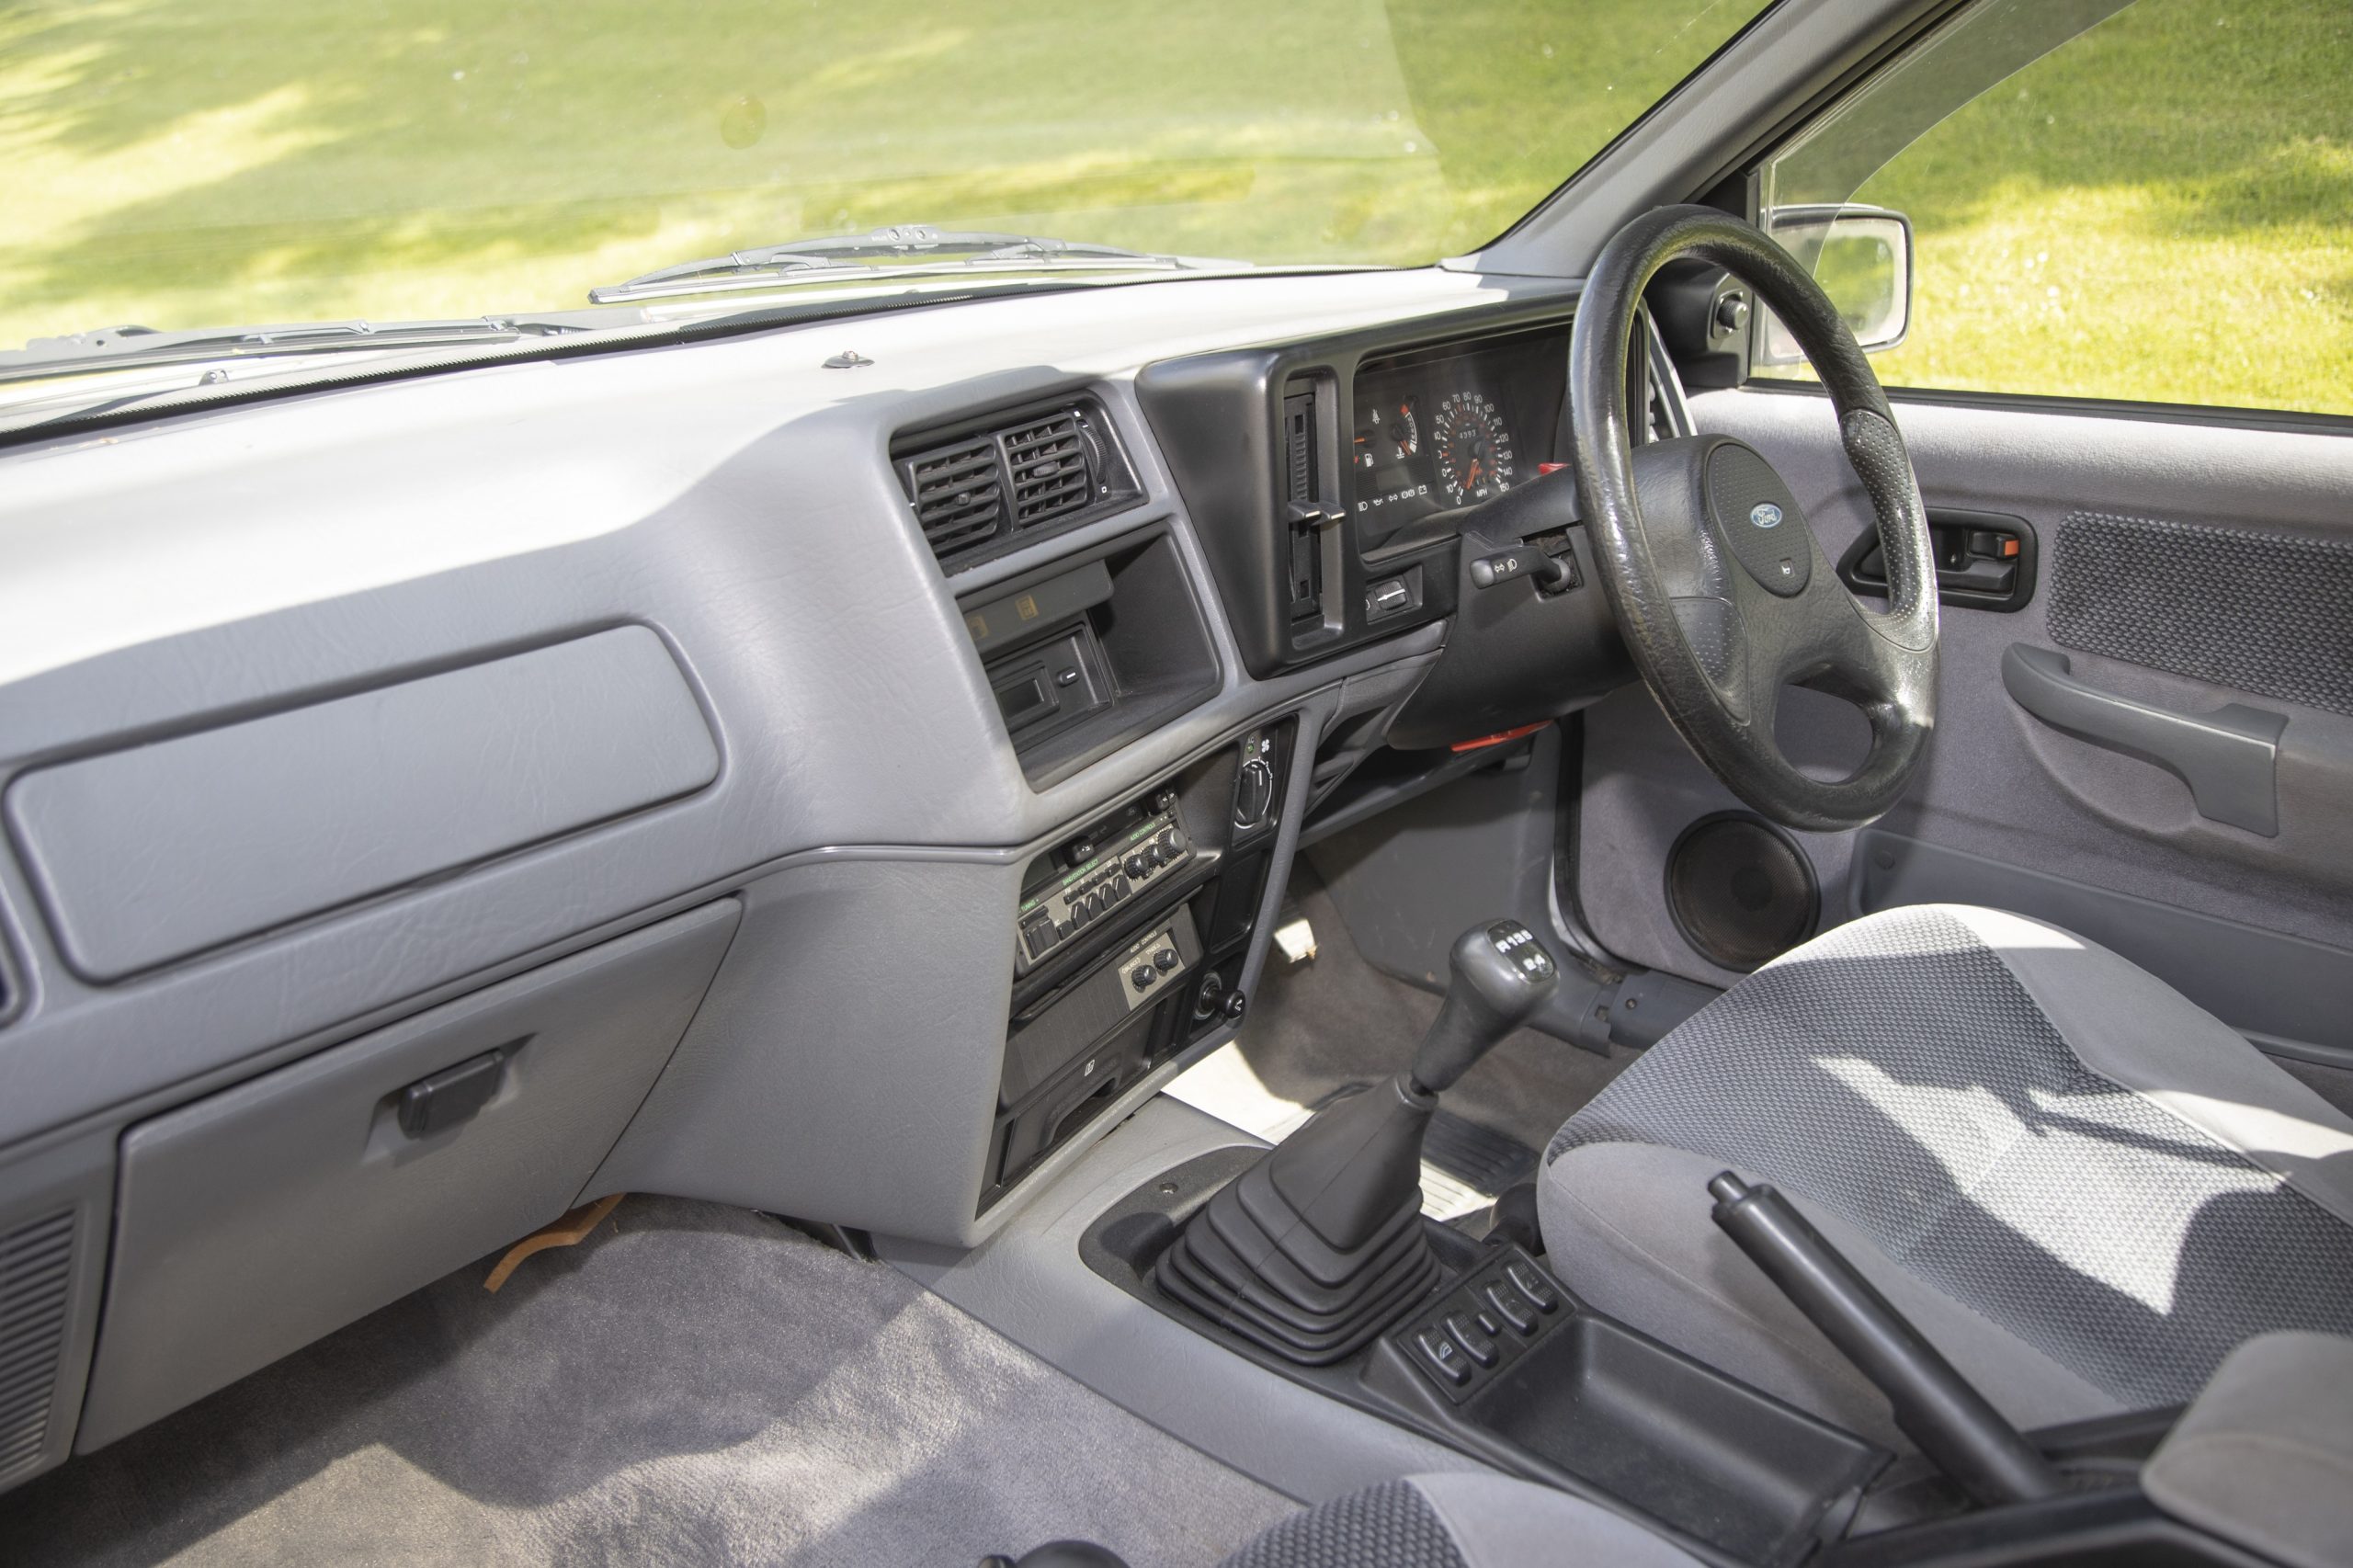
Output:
[{"xmin": 2001, "ymin": 644, "xmax": 2286, "ymax": 836}]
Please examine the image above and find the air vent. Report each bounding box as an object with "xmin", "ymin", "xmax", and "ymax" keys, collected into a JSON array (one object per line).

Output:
[
  {"xmin": 907, "ymin": 438, "xmax": 1006, "ymax": 558},
  {"xmin": 1005, "ymin": 413, "xmax": 1092, "ymax": 529},
  {"xmin": 1283, "ymin": 391, "xmax": 1315, "ymax": 504},
  {"xmin": 896, "ymin": 399, "xmax": 1134, "ymax": 569},
  {"xmin": 0, "ymin": 1210, "xmax": 74, "ymax": 1485}
]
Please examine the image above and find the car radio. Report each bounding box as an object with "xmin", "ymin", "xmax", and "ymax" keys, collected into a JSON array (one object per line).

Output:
[
  {"xmin": 1014, "ymin": 801, "xmax": 1192, "ymax": 975},
  {"xmin": 983, "ymin": 721, "xmax": 1293, "ymax": 1211}
]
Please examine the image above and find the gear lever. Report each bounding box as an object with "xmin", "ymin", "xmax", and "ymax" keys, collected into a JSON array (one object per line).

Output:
[
  {"xmin": 1410, "ymin": 922, "xmax": 1562, "ymax": 1091},
  {"xmin": 1157, "ymin": 920, "xmax": 1560, "ymax": 1364}
]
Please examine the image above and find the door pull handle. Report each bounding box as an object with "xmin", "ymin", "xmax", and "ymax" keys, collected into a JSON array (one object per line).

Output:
[{"xmin": 2002, "ymin": 644, "xmax": 2286, "ymax": 836}]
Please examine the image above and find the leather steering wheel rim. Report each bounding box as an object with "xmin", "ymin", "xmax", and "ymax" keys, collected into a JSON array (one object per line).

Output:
[{"xmin": 1570, "ymin": 205, "xmax": 1939, "ymax": 834}]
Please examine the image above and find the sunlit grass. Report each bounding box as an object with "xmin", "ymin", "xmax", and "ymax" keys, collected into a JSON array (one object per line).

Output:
[
  {"xmin": 0, "ymin": 0, "xmax": 1764, "ymax": 343},
  {"xmin": 1829, "ymin": 0, "xmax": 2353, "ymax": 415},
  {"xmin": 2, "ymin": 0, "xmax": 2344, "ymax": 419}
]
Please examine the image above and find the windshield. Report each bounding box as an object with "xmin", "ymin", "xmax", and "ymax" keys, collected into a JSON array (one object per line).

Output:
[{"xmin": 2, "ymin": 0, "xmax": 1770, "ymax": 350}]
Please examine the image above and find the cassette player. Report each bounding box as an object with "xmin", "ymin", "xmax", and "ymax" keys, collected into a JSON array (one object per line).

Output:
[{"xmin": 1015, "ymin": 806, "xmax": 1192, "ymax": 974}]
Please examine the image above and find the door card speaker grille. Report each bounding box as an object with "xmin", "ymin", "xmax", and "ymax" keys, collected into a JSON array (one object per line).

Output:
[{"xmin": 2050, "ymin": 511, "xmax": 2353, "ymax": 718}]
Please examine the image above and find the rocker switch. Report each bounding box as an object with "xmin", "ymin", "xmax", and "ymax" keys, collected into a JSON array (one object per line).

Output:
[
  {"xmin": 1506, "ymin": 1260, "xmax": 1562, "ymax": 1313},
  {"xmin": 1445, "ymin": 1312, "xmax": 1499, "ymax": 1367},
  {"xmin": 1484, "ymin": 1280, "xmax": 1539, "ymax": 1335},
  {"xmin": 1414, "ymin": 1327, "xmax": 1472, "ymax": 1386}
]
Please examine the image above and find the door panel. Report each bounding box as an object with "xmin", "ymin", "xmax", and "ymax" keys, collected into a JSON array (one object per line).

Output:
[{"xmin": 1576, "ymin": 386, "xmax": 2353, "ymax": 1057}]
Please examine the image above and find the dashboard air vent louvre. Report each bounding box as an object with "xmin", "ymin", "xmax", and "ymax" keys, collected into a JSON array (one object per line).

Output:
[
  {"xmin": 908, "ymin": 438, "xmax": 1006, "ymax": 557},
  {"xmin": 0, "ymin": 1209, "xmax": 74, "ymax": 1485},
  {"xmin": 1005, "ymin": 412, "xmax": 1092, "ymax": 529},
  {"xmin": 1283, "ymin": 392, "xmax": 1315, "ymax": 504},
  {"xmin": 895, "ymin": 397, "xmax": 1135, "ymax": 570}
]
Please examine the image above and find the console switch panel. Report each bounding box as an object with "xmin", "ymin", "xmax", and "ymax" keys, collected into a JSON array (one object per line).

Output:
[{"xmin": 1392, "ymin": 1247, "xmax": 1569, "ymax": 1404}]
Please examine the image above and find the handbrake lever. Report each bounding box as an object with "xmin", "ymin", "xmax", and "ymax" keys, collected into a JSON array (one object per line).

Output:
[{"xmin": 1708, "ymin": 1172, "xmax": 2065, "ymax": 1506}]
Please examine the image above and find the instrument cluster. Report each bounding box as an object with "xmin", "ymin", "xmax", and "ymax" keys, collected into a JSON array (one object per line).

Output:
[{"xmin": 1347, "ymin": 325, "xmax": 1568, "ymax": 543}]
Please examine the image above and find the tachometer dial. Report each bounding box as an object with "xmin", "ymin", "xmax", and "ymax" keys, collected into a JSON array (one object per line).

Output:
[{"xmin": 1431, "ymin": 392, "xmax": 1514, "ymax": 506}]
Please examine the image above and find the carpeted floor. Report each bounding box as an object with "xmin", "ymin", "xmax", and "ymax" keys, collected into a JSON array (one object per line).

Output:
[
  {"xmin": 1228, "ymin": 872, "xmax": 1635, "ymax": 1156},
  {"xmin": 0, "ymin": 1199, "xmax": 1296, "ymax": 1568}
]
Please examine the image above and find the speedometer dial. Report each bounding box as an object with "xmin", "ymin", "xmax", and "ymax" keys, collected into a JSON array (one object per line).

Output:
[{"xmin": 1431, "ymin": 392, "xmax": 1515, "ymax": 506}]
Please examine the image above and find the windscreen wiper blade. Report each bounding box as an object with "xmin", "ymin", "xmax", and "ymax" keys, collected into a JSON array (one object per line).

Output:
[
  {"xmin": 0, "ymin": 315, "xmax": 587, "ymax": 386},
  {"xmin": 587, "ymin": 223, "xmax": 1225, "ymax": 304}
]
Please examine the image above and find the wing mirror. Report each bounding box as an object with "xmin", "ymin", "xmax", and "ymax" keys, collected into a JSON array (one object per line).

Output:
[{"xmin": 1756, "ymin": 204, "xmax": 1914, "ymax": 365}]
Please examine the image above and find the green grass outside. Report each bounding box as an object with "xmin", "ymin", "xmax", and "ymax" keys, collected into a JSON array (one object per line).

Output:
[
  {"xmin": 0, "ymin": 0, "xmax": 1765, "ymax": 342},
  {"xmin": 1, "ymin": 0, "xmax": 2346, "ymax": 416},
  {"xmin": 1836, "ymin": 0, "xmax": 2353, "ymax": 416}
]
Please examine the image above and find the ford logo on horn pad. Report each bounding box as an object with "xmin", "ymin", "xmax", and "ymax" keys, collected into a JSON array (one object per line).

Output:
[{"xmin": 1748, "ymin": 502, "xmax": 1784, "ymax": 529}]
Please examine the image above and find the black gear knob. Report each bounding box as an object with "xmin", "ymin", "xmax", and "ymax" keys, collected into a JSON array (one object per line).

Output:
[{"xmin": 1409, "ymin": 919, "xmax": 1560, "ymax": 1093}]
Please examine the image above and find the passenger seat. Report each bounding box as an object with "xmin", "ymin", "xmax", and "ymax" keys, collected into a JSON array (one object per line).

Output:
[
  {"xmin": 1218, "ymin": 1474, "xmax": 1700, "ymax": 1567},
  {"xmin": 990, "ymin": 1473, "xmax": 1700, "ymax": 1568}
]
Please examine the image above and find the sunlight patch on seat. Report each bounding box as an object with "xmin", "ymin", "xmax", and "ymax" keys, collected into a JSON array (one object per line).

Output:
[{"xmin": 1813, "ymin": 1053, "xmax": 2284, "ymax": 1315}]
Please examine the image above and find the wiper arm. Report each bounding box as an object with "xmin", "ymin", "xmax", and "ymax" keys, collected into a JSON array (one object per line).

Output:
[
  {"xmin": 588, "ymin": 223, "xmax": 1220, "ymax": 304},
  {"xmin": 0, "ymin": 316, "xmax": 585, "ymax": 386}
]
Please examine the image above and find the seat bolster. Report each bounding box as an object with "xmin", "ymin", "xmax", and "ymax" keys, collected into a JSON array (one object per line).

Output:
[
  {"xmin": 2143, "ymin": 1331, "xmax": 2353, "ymax": 1568},
  {"xmin": 1219, "ymin": 1473, "xmax": 1704, "ymax": 1568},
  {"xmin": 1934, "ymin": 904, "xmax": 2353, "ymax": 1231},
  {"xmin": 1407, "ymin": 1473, "xmax": 1703, "ymax": 1568},
  {"xmin": 1539, "ymin": 1140, "xmax": 2122, "ymax": 1445}
]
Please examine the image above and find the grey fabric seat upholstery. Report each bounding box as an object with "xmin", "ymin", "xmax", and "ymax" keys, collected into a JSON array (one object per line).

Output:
[
  {"xmin": 1220, "ymin": 1474, "xmax": 1700, "ymax": 1568},
  {"xmin": 1540, "ymin": 903, "xmax": 2353, "ymax": 1446}
]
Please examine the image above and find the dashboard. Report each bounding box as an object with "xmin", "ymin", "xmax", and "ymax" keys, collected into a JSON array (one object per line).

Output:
[{"xmin": 0, "ymin": 267, "xmax": 1648, "ymax": 1482}]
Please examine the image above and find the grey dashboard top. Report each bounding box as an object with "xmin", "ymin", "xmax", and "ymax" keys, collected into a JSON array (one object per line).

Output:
[{"xmin": 0, "ymin": 267, "xmax": 1565, "ymax": 1157}]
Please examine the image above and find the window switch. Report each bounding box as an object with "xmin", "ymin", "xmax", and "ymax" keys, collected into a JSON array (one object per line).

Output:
[
  {"xmin": 1446, "ymin": 1312, "xmax": 1500, "ymax": 1367},
  {"xmin": 1415, "ymin": 1326, "xmax": 1472, "ymax": 1385},
  {"xmin": 1484, "ymin": 1280, "xmax": 1539, "ymax": 1335},
  {"xmin": 1506, "ymin": 1260, "xmax": 1562, "ymax": 1313}
]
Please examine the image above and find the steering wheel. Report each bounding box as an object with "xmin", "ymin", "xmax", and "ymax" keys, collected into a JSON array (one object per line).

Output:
[{"xmin": 1570, "ymin": 206, "xmax": 1938, "ymax": 834}]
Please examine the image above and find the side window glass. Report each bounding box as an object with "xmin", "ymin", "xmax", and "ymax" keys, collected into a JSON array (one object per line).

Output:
[{"xmin": 1756, "ymin": 0, "xmax": 2352, "ymax": 418}]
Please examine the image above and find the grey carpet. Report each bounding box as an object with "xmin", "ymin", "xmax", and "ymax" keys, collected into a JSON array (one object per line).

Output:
[
  {"xmin": 1235, "ymin": 873, "xmax": 1634, "ymax": 1155},
  {"xmin": 0, "ymin": 1199, "xmax": 1294, "ymax": 1567}
]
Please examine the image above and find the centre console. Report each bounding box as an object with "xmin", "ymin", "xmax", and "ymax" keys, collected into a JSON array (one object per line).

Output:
[
  {"xmin": 979, "ymin": 721, "xmax": 1294, "ymax": 1213},
  {"xmin": 1081, "ymin": 1149, "xmax": 1887, "ymax": 1568}
]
